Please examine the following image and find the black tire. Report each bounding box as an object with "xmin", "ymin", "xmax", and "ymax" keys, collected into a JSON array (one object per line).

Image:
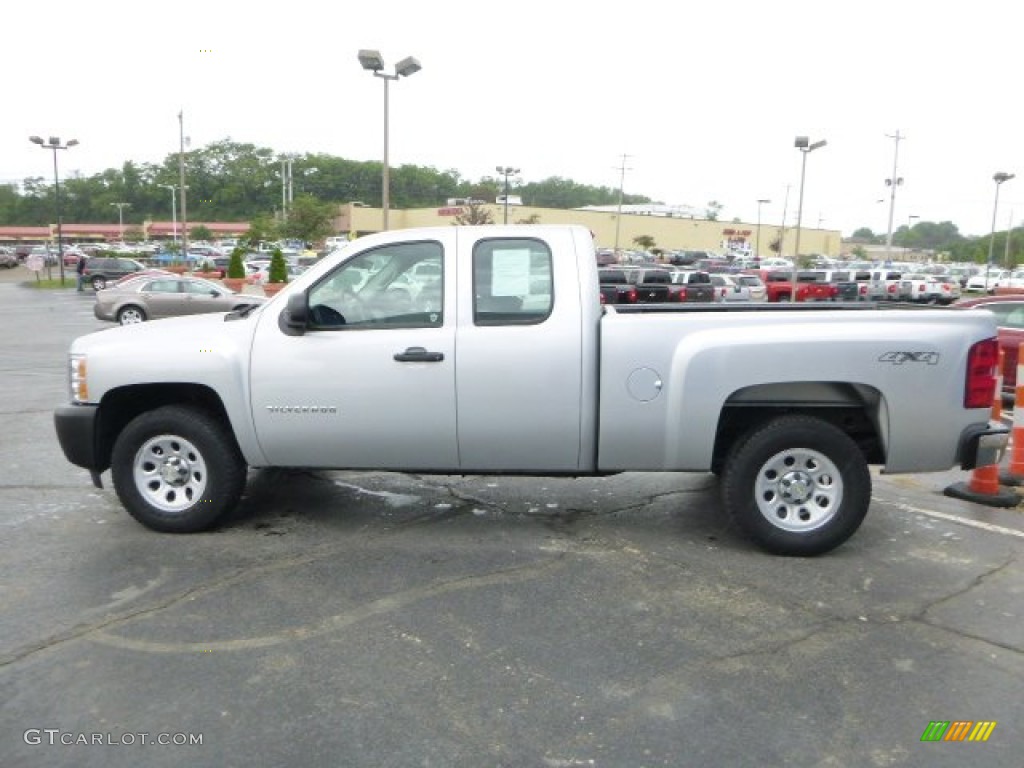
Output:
[
  {"xmin": 110, "ymin": 405, "xmax": 248, "ymax": 533},
  {"xmin": 117, "ymin": 305, "xmax": 147, "ymax": 325},
  {"xmin": 91, "ymin": 275, "xmax": 107, "ymax": 290},
  {"xmin": 720, "ymin": 415, "xmax": 871, "ymax": 556}
]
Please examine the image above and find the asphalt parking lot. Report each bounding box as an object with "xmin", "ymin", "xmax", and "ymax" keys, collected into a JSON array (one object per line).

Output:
[{"xmin": 1, "ymin": 265, "xmax": 1022, "ymax": 768}]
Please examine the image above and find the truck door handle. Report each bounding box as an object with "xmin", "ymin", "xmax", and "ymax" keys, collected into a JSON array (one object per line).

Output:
[{"xmin": 394, "ymin": 346, "xmax": 444, "ymax": 362}]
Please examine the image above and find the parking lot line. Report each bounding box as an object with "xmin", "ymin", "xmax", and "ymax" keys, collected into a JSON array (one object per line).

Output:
[{"xmin": 874, "ymin": 496, "xmax": 1024, "ymax": 539}]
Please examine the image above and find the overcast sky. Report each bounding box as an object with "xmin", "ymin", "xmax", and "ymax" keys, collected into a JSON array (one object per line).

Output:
[{"xmin": 3, "ymin": 0, "xmax": 1021, "ymax": 237}]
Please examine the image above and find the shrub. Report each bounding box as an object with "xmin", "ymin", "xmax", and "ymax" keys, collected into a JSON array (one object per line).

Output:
[
  {"xmin": 227, "ymin": 247, "xmax": 246, "ymax": 279},
  {"xmin": 268, "ymin": 247, "xmax": 288, "ymax": 284}
]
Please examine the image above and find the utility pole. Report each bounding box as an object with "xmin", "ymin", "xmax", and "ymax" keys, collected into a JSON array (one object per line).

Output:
[
  {"xmin": 178, "ymin": 110, "xmax": 189, "ymax": 257},
  {"xmin": 884, "ymin": 130, "xmax": 905, "ymax": 263},
  {"xmin": 613, "ymin": 153, "xmax": 632, "ymax": 259}
]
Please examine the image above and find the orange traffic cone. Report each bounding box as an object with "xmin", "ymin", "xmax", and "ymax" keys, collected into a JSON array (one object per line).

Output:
[
  {"xmin": 1000, "ymin": 342, "xmax": 1024, "ymax": 485},
  {"xmin": 945, "ymin": 349, "xmax": 1020, "ymax": 507}
]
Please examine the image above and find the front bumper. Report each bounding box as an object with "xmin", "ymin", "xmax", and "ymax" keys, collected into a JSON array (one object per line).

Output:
[
  {"xmin": 54, "ymin": 403, "xmax": 104, "ymax": 481},
  {"xmin": 958, "ymin": 421, "xmax": 1010, "ymax": 471}
]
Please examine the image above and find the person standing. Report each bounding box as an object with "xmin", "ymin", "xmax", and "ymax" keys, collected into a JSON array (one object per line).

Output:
[{"xmin": 76, "ymin": 254, "xmax": 88, "ymax": 292}]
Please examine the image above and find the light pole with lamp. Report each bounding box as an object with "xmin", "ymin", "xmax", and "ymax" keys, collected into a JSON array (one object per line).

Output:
[
  {"xmin": 755, "ymin": 198, "xmax": 771, "ymax": 263},
  {"xmin": 987, "ymin": 172, "xmax": 1015, "ymax": 284},
  {"xmin": 358, "ymin": 49, "xmax": 422, "ymax": 231},
  {"xmin": 110, "ymin": 202, "xmax": 130, "ymax": 242},
  {"xmin": 791, "ymin": 136, "xmax": 827, "ymax": 294},
  {"xmin": 29, "ymin": 135, "xmax": 78, "ymax": 285},
  {"xmin": 159, "ymin": 184, "xmax": 179, "ymax": 246},
  {"xmin": 495, "ymin": 166, "xmax": 520, "ymax": 224}
]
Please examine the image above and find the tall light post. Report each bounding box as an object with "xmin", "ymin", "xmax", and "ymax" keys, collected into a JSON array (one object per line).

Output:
[
  {"xmin": 159, "ymin": 184, "xmax": 179, "ymax": 245},
  {"xmin": 755, "ymin": 198, "xmax": 771, "ymax": 263},
  {"xmin": 110, "ymin": 202, "xmax": 130, "ymax": 242},
  {"xmin": 613, "ymin": 153, "xmax": 631, "ymax": 259},
  {"xmin": 987, "ymin": 172, "xmax": 1015, "ymax": 283},
  {"xmin": 178, "ymin": 110, "xmax": 189, "ymax": 258},
  {"xmin": 358, "ymin": 49, "xmax": 422, "ymax": 231},
  {"xmin": 883, "ymin": 130, "xmax": 905, "ymax": 263},
  {"xmin": 495, "ymin": 166, "xmax": 520, "ymax": 224},
  {"xmin": 29, "ymin": 135, "xmax": 78, "ymax": 285},
  {"xmin": 792, "ymin": 136, "xmax": 827, "ymax": 293}
]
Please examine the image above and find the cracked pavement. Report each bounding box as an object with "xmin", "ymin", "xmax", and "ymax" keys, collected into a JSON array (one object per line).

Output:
[{"xmin": 1, "ymin": 275, "xmax": 1022, "ymax": 767}]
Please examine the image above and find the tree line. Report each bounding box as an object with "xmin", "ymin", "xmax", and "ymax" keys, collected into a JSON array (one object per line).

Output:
[{"xmin": 2, "ymin": 138, "xmax": 1017, "ymax": 263}]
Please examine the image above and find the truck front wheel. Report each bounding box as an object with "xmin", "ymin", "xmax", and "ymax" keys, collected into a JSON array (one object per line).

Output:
[
  {"xmin": 110, "ymin": 405, "xmax": 248, "ymax": 532},
  {"xmin": 720, "ymin": 415, "xmax": 871, "ymax": 556}
]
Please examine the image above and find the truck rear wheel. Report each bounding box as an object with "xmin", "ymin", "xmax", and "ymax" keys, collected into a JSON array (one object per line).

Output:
[
  {"xmin": 720, "ymin": 415, "xmax": 871, "ymax": 556},
  {"xmin": 111, "ymin": 405, "xmax": 248, "ymax": 533}
]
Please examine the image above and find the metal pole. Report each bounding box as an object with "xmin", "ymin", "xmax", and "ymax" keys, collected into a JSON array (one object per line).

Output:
[
  {"xmin": 381, "ymin": 75, "xmax": 391, "ymax": 231},
  {"xmin": 52, "ymin": 147, "xmax": 65, "ymax": 285},
  {"xmin": 791, "ymin": 152, "xmax": 809, "ymax": 291},
  {"xmin": 988, "ymin": 183, "xmax": 1004, "ymax": 281},
  {"xmin": 1005, "ymin": 210, "xmax": 1014, "ymax": 269},
  {"xmin": 755, "ymin": 198, "xmax": 770, "ymax": 263},
  {"xmin": 884, "ymin": 131, "xmax": 903, "ymax": 263},
  {"xmin": 503, "ymin": 171, "xmax": 510, "ymax": 225},
  {"xmin": 613, "ymin": 154, "xmax": 629, "ymax": 258},
  {"xmin": 179, "ymin": 110, "xmax": 188, "ymax": 258}
]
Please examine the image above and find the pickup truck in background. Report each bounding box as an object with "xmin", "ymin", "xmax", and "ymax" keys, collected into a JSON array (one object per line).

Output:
[
  {"xmin": 598, "ymin": 268, "xmax": 638, "ymax": 305},
  {"xmin": 756, "ymin": 270, "xmax": 835, "ymax": 302},
  {"xmin": 626, "ymin": 267, "xmax": 678, "ymax": 303},
  {"xmin": 54, "ymin": 225, "xmax": 1008, "ymax": 557},
  {"xmin": 669, "ymin": 269, "xmax": 716, "ymax": 302}
]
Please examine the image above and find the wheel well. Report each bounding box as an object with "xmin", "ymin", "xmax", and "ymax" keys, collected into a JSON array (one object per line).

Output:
[
  {"xmin": 93, "ymin": 384, "xmax": 234, "ymax": 472},
  {"xmin": 711, "ymin": 385, "xmax": 885, "ymax": 473}
]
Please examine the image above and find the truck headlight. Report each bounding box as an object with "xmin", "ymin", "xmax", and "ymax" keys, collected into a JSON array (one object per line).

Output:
[{"xmin": 70, "ymin": 353, "xmax": 88, "ymax": 403}]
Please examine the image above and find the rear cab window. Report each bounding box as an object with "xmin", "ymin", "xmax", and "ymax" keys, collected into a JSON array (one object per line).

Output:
[{"xmin": 473, "ymin": 238, "xmax": 553, "ymax": 326}]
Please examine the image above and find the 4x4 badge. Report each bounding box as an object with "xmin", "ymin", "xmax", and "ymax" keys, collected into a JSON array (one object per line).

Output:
[{"xmin": 878, "ymin": 351, "xmax": 940, "ymax": 365}]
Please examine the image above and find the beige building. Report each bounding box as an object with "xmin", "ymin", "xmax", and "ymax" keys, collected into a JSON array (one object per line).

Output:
[{"xmin": 334, "ymin": 202, "xmax": 842, "ymax": 258}]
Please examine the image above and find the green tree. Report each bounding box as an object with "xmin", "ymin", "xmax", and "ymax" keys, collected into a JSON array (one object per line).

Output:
[
  {"xmin": 705, "ymin": 201, "xmax": 724, "ymax": 221},
  {"xmin": 268, "ymin": 247, "xmax": 288, "ymax": 284},
  {"xmin": 633, "ymin": 235, "xmax": 656, "ymax": 250},
  {"xmin": 453, "ymin": 201, "xmax": 494, "ymax": 225},
  {"xmin": 227, "ymin": 246, "xmax": 246, "ymax": 279},
  {"xmin": 191, "ymin": 224, "xmax": 213, "ymax": 241},
  {"xmin": 279, "ymin": 196, "xmax": 337, "ymax": 245}
]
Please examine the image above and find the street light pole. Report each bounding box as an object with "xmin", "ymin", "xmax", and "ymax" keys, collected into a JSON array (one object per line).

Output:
[
  {"xmin": 178, "ymin": 110, "xmax": 189, "ymax": 258},
  {"xmin": 988, "ymin": 172, "xmax": 1015, "ymax": 284},
  {"xmin": 110, "ymin": 202, "xmax": 130, "ymax": 241},
  {"xmin": 613, "ymin": 154, "xmax": 631, "ymax": 259},
  {"xmin": 29, "ymin": 135, "xmax": 78, "ymax": 285},
  {"xmin": 159, "ymin": 184, "xmax": 178, "ymax": 245},
  {"xmin": 883, "ymin": 130, "xmax": 904, "ymax": 263},
  {"xmin": 495, "ymin": 166, "xmax": 520, "ymax": 224},
  {"xmin": 792, "ymin": 136, "xmax": 827, "ymax": 295},
  {"xmin": 755, "ymin": 198, "xmax": 771, "ymax": 263},
  {"xmin": 358, "ymin": 49, "xmax": 422, "ymax": 231}
]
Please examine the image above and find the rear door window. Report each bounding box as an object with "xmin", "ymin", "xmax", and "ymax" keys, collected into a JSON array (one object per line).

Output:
[{"xmin": 473, "ymin": 238, "xmax": 553, "ymax": 326}]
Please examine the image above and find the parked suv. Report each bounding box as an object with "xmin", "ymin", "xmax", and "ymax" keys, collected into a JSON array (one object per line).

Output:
[{"xmin": 82, "ymin": 257, "xmax": 147, "ymax": 290}]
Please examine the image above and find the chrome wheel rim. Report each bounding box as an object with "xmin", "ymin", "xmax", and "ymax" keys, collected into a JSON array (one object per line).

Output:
[
  {"xmin": 133, "ymin": 434, "xmax": 208, "ymax": 513},
  {"xmin": 119, "ymin": 308, "xmax": 144, "ymax": 324},
  {"xmin": 754, "ymin": 447, "xmax": 843, "ymax": 532}
]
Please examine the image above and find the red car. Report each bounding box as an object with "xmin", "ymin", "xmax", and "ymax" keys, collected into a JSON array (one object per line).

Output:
[{"xmin": 952, "ymin": 295, "xmax": 1024, "ymax": 397}]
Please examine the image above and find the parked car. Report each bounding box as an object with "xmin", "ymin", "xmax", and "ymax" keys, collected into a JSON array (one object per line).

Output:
[
  {"xmin": 900, "ymin": 273, "xmax": 961, "ymax": 304},
  {"xmin": 0, "ymin": 248, "xmax": 18, "ymax": 269},
  {"xmin": 626, "ymin": 267, "xmax": 680, "ymax": 303},
  {"xmin": 953, "ymin": 295, "xmax": 1024, "ymax": 397},
  {"xmin": 668, "ymin": 269, "xmax": 716, "ymax": 302},
  {"xmin": 965, "ymin": 269, "xmax": 1010, "ymax": 294},
  {"xmin": 710, "ymin": 273, "xmax": 751, "ymax": 302},
  {"xmin": 93, "ymin": 275, "xmax": 266, "ymax": 325},
  {"xmin": 82, "ymin": 257, "xmax": 148, "ymax": 290},
  {"xmin": 733, "ymin": 273, "xmax": 767, "ymax": 302}
]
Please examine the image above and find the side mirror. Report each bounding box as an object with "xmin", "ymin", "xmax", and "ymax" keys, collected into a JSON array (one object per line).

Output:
[{"xmin": 280, "ymin": 291, "xmax": 308, "ymax": 335}]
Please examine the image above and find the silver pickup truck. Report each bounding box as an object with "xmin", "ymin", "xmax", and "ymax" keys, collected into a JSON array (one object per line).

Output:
[{"xmin": 54, "ymin": 225, "xmax": 1008, "ymax": 556}]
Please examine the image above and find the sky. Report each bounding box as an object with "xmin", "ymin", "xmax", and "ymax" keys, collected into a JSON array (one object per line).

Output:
[{"xmin": 2, "ymin": 0, "xmax": 1022, "ymax": 238}]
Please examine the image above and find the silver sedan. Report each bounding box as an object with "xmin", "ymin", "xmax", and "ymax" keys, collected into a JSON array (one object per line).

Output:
[{"xmin": 93, "ymin": 275, "xmax": 265, "ymax": 325}]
